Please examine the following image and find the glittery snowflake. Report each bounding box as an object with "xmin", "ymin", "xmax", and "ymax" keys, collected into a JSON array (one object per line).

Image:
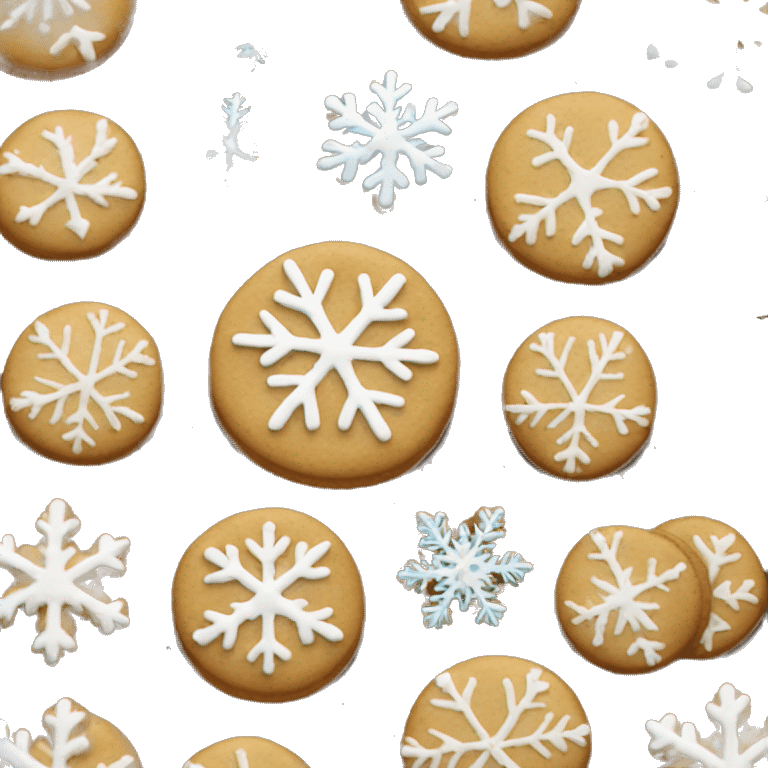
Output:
[
  {"xmin": 419, "ymin": 0, "xmax": 552, "ymax": 38},
  {"xmin": 397, "ymin": 507, "xmax": 532, "ymax": 629},
  {"xmin": 0, "ymin": 499, "xmax": 129, "ymax": 665}
]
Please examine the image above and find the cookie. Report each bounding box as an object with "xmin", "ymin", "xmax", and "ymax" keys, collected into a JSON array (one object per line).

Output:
[
  {"xmin": 555, "ymin": 525, "xmax": 711, "ymax": 673},
  {"xmin": 0, "ymin": 111, "xmax": 145, "ymax": 260},
  {"xmin": 0, "ymin": 697, "xmax": 141, "ymax": 768},
  {"xmin": 654, "ymin": 516, "xmax": 768, "ymax": 659},
  {"xmin": 487, "ymin": 92, "xmax": 678, "ymax": 283},
  {"xmin": 184, "ymin": 737, "xmax": 310, "ymax": 768},
  {"xmin": 2, "ymin": 301, "xmax": 162, "ymax": 464},
  {"xmin": 502, "ymin": 316, "xmax": 656, "ymax": 480},
  {"xmin": 402, "ymin": 655, "xmax": 591, "ymax": 768},
  {"xmin": 210, "ymin": 241, "xmax": 459, "ymax": 488},
  {"xmin": 172, "ymin": 507, "xmax": 365, "ymax": 702},
  {"xmin": 400, "ymin": 0, "xmax": 579, "ymax": 58},
  {"xmin": 0, "ymin": 0, "xmax": 135, "ymax": 77}
]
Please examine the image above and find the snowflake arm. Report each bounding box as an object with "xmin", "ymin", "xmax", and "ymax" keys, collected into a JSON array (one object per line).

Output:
[
  {"xmin": 419, "ymin": 0, "xmax": 552, "ymax": 36},
  {"xmin": 0, "ymin": 0, "xmax": 91, "ymax": 31},
  {"xmin": 49, "ymin": 25, "xmax": 106, "ymax": 61},
  {"xmin": 220, "ymin": 93, "xmax": 257, "ymax": 170}
]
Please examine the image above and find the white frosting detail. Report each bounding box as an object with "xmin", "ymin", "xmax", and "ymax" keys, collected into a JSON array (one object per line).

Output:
[
  {"xmin": 49, "ymin": 24, "xmax": 105, "ymax": 61},
  {"xmin": 420, "ymin": 0, "xmax": 552, "ymax": 37},
  {"xmin": 0, "ymin": 118, "xmax": 138, "ymax": 240},
  {"xmin": 0, "ymin": 0, "xmax": 91, "ymax": 31},
  {"xmin": 219, "ymin": 93, "xmax": 257, "ymax": 170},
  {"xmin": 508, "ymin": 111, "xmax": 673, "ymax": 278},
  {"xmin": 232, "ymin": 258, "xmax": 439, "ymax": 442}
]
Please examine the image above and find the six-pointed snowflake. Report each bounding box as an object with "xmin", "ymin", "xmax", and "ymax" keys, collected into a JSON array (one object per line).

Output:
[
  {"xmin": 231, "ymin": 258, "xmax": 439, "ymax": 441},
  {"xmin": 192, "ymin": 520, "xmax": 343, "ymax": 674},
  {"xmin": 0, "ymin": 499, "xmax": 129, "ymax": 665},
  {"xmin": 505, "ymin": 330, "xmax": 652, "ymax": 474},
  {"xmin": 397, "ymin": 506, "xmax": 532, "ymax": 629},
  {"xmin": 401, "ymin": 667, "xmax": 590, "ymax": 767},
  {"xmin": 563, "ymin": 529, "xmax": 687, "ymax": 666},
  {"xmin": 207, "ymin": 93, "xmax": 258, "ymax": 170},
  {"xmin": 317, "ymin": 70, "xmax": 457, "ymax": 209},
  {"xmin": 419, "ymin": 0, "xmax": 552, "ymax": 38},
  {"xmin": 508, "ymin": 111, "xmax": 673, "ymax": 277}
]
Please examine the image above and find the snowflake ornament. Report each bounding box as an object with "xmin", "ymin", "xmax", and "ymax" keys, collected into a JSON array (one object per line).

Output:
[
  {"xmin": 647, "ymin": 682, "xmax": 768, "ymax": 768},
  {"xmin": 232, "ymin": 258, "xmax": 439, "ymax": 441},
  {"xmin": 505, "ymin": 330, "xmax": 652, "ymax": 474},
  {"xmin": 192, "ymin": 520, "xmax": 343, "ymax": 674},
  {"xmin": 8, "ymin": 308, "xmax": 155, "ymax": 454},
  {"xmin": 397, "ymin": 507, "xmax": 532, "ymax": 629},
  {"xmin": 0, "ymin": 499, "xmax": 129, "ymax": 665},
  {"xmin": 508, "ymin": 111, "xmax": 673, "ymax": 278},
  {"xmin": 401, "ymin": 666, "xmax": 590, "ymax": 767},
  {"xmin": 420, "ymin": 0, "xmax": 552, "ymax": 37},
  {"xmin": 0, "ymin": 118, "xmax": 138, "ymax": 240},
  {"xmin": 317, "ymin": 70, "xmax": 458, "ymax": 209}
]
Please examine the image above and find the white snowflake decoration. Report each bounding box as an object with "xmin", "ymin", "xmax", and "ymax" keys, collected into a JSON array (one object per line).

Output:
[
  {"xmin": 207, "ymin": 93, "xmax": 257, "ymax": 170},
  {"xmin": 420, "ymin": 0, "xmax": 552, "ymax": 38},
  {"xmin": 184, "ymin": 750, "xmax": 249, "ymax": 768},
  {"xmin": 192, "ymin": 520, "xmax": 343, "ymax": 674},
  {"xmin": 0, "ymin": 499, "xmax": 129, "ymax": 665},
  {"xmin": 231, "ymin": 258, "xmax": 439, "ymax": 441},
  {"xmin": 397, "ymin": 507, "xmax": 532, "ymax": 629},
  {"xmin": 49, "ymin": 24, "xmax": 105, "ymax": 61},
  {"xmin": 9, "ymin": 308, "xmax": 155, "ymax": 454},
  {"xmin": 505, "ymin": 330, "xmax": 652, "ymax": 474},
  {"xmin": 508, "ymin": 111, "xmax": 673, "ymax": 278},
  {"xmin": 0, "ymin": 118, "xmax": 138, "ymax": 240},
  {"xmin": 317, "ymin": 70, "xmax": 458, "ymax": 209},
  {"xmin": 401, "ymin": 667, "xmax": 590, "ymax": 767},
  {"xmin": 0, "ymin": 0, "xmax": 91, "ymax": 33},
  {"xmin": 647, "ymin": 682, "xmax": 768, "ymax": 768},
  {"xmin": 563, "ymin": 529, "xmax": 687, "ymax": 666}
]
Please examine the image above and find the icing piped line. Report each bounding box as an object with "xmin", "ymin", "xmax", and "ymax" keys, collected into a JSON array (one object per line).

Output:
[{"xmin": 49, "ymin": 24, "xmax": 105, "ymax": 61}]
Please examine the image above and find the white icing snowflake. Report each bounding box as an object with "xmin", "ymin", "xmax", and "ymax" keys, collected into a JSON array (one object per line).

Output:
[
  {"xmin": 0, "ymin": 0, "xmax": 91, "ymax": 33},
  {"xmin": 420, "ymin": 0, "xmax": 552, "ymax": 38},
  {"xmin": 505, "ymin": 330, "xmax": 652, "ymax": 474},
  {"xmin": 8, "ymin": 308, "xmax": 155, "ymax": 454},
  {"xmin": 192, "ymin": 520, "xmax": 343, "ymax": 674},
  {"xmin": 317, "ymin": 70, "xmax": 457, "ymax": 209},
  {"xmin": 0, "ymin": 499, "xmax": 129, "ymax": 665},
  {"xmin": 231, "ymin": 258, "xmax": 439, "ymax": 441},
  {"xmin": 647, "ymin": 682, "xmax": 768, "ymax": 768},
  {"xmin": 184, "ymin": 750, "xmax": 249, "ymax": 768},
  {"xmin": 0, "ymin": 118, "xmax": 138, "ymax": 240},
  {"xmin": 397, "ymin": 507, "xmax": 532, "ymax": 629},
  {"xmin": 563, "ymin": 529, "xmax": 687, "ymax": 666},
  {"xmin": 509, "ymin": 111, "xmax": 673, "ymax": 278},
  {"xmin": 207, "ymin": 93, "xmax": 257, "ymax": 170},
  {"xmin": 401, "ymin": 667, "xmax": 590, "ymax": 767},
  {"xmin": 49, "ymin": 24, "xmax": 105, "ymax": 61}
]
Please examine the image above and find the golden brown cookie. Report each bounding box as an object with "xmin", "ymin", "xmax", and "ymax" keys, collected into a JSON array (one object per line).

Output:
[
  {"xmin": 184, "ymin": 737, "xmax": 310, "ymax": 768},
  {"xmin": 401, "ymin": 655, "xmax": 591, "ymax": 768},
  {"xmin": 502, "ymin": 316, "xmax": 656, "ymax": 480},
  {"xmin": 0, "ymin": 0, "xmax": 135, "ymax": 77},
  {"xmin": 2, "ymin": 301, "xmax": 162, "ymax": 464},
  {"xmin": 487, "ymin": 92, "xmax": 678, "ymax": 283},
  {"xmin": 655, "ymin": 516, "xmax": 768, "ymax": 659},
  {"xmin": 0, "ymin": 697, "xmax": 141, "ymax": 767},
  {"xmin": 401, "ymin": 0, "xmax": 579, "ymax": 58},
  {"xmin": 555, "ymin": 526, "xmax": 711, "ymax": 674},
  {"xmin": 210, "ymin": 241, "xmax": 459, "ymax": 488},
  {"xmin": 0, "ymin": 111, "xmax": 145, "ymax": 260},
  {"xmin": 172, "ymin": 507, "xmax": 365, "ymax": 702}
]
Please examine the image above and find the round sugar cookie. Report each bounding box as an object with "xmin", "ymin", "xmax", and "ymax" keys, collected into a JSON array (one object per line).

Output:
[
  {"xmin": 502, "ymin": 315, "xmax": 656, "ymax": 480},
  {"xmin": 654, "ymin": 516, "xmax": 768, "ymax": 659},
  {"xmin": 402, "ymin": 655, "xmax": 591, "ymax": 768},
  {"xmin": 2, "ymin": 301, "xmax": 162, "ymax": 464},
  {"xmin": 172, "ymin": 507, "xmax": 365, "ymax": 702},
  {"xmin": 487, "ymin": 91, "xmax": 679, "ymax": 283},
  {"xmin": 210, "ymin": 241, "xmax": 459, "ymax": 488},
  {"xmin": 184, "ymin": 737, "xmax": 310, "ymax": 768},
  {"xmin": 555, "ymin": 526, "xmax": 711, "ymax": 674},
  {"xmin": 0, "ymin": 110, "xmax": 145, "ymax": 260},
  {"xmin": 0, "ymin": 0, "xmax": 135, "ymax": 78},
  {"xmin": 401, "ymin": 0, "xmax": 579, "ymax": 58}
]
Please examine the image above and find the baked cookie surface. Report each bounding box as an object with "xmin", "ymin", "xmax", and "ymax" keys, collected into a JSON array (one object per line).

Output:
[
  {"xmin": 487, "ymin": 92, "xmax": 678, "ymax": 283},
  {"xmin": 184, "ymin": 737, "xmax": 310, "ymax": 768},
  {"xmin": 0, "ymin": 110, "xmax": 145, "ymax": 260},
  {"xmin": 210, "ymin": 241, "xmax": 459, "ymax": 488}
]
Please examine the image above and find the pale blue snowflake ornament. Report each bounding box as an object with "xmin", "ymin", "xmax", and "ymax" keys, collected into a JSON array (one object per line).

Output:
[{"xmin": 397, "ymin": 507, "xmax": 532, "ymax": 628}]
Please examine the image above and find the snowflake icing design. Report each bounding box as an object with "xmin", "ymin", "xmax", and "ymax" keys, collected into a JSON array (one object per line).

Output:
[
  {"xmin": 184, "ymin": 750, "xmax": 249, "ymax": 768},
  {"xmin": 564, "ymin": 529, "xmax": 687, "ymax": 667},
  {"xmin": 397, "ymin": 507, "xmax": 532, "ymax": 629},
  {"xmin": 0, "ymin": 118, "xmax": 138, "ymax": 240},
  {"xmin": 420, "ymin": 0, "xmax": 553, "ymax": 38},
  {"xmin": 207, "ymin": 93, "xmax": 257, "ymax": 170},
  {"xmin": 231, "ymin": 258, "xmax": 439, "ymax": 441},
  {"xmin": 0, "ymin": 499, "xmax": 129, "ymax": 665},
  {"xmin": 9, "ymin": 308, "xmax": 155, "ymax": 454},
  {"xmin": 505, "ymin": 330, "xmax": 652, "ymax": 474},
  {"xmin": 192, "ymin": 520, "xmax": 343, "ymax": 674},
  {"xmin": 401, "ymin": 667, "xmax": 590, "ymax": 767},
  {"xmin": 508, "ymin": 111, "xmax": 673, "ymax": 278},
  {"xmin": 647, "ymin": 682, "xmax": 768, "ymax": 768},
  {"xmin": 317, "ymin": 70, "xmax": 457, "ymax": 209}
]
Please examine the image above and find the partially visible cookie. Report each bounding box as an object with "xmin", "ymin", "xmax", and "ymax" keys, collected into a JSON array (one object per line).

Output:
[{"xmin": 184, "ymin": 737, "xmax": 310, "ymax": 768}]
